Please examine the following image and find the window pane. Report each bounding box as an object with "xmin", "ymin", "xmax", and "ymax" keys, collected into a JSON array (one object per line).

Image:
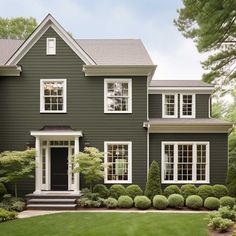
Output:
[
  {"xmin": 164, "ymin": 144, "xmax": 174, "ymax": 181},
  {"xmin": 164, "ymin": 95, "xmax": 175, "ymax": 116},
  {"xmin": 196, "ymin": 144, "xmax": 207, "ymax": 181},
  {"xmin": 182, "ymin": 95, "xmax": 193, "ymax": 116}
]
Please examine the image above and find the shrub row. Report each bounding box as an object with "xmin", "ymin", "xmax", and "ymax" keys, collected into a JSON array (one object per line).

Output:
[{"xmin": 0, "ymin": 208, "xmax": 18, "ymax": 222}]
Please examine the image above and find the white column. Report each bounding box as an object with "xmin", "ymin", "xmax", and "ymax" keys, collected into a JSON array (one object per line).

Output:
[
  {"xmin": 74, "ymin": 136, "xmax": 80, "ymax": 194},
  {"xmin": 34, "ymin": 136, "xmax": 41, "ymax": 194}
]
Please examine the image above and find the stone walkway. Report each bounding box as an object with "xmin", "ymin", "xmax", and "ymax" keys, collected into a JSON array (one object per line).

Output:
[{"xmin": 18, "ymin": 209, "xmax": 209, "ymax": 219}]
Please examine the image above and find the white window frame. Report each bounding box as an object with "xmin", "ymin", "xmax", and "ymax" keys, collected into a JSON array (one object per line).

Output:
[
  {"xmin": 162, "ymin": 93, "xmax": 178, "ymax": 118},
  {"xmin": 40, "ymin": 79, "xmax": 67, "ymax": 113},
  {"xmin": 104, "ymin": 141, "xmax": 132, "ymax": 184},
  {"xmin": 46, "ymin": 38, "xmax": 56, "ymax": 55},
  {"xmin": 104, "ymin": 78, "xmax": 132, "ymax": 113},
  {"xmin": 161, "ymin": 141, "xmax": 210, "ymax": 184},
  {"xmin": 180, "ymin": 94, "xmax": 196, "ymax": 118}
]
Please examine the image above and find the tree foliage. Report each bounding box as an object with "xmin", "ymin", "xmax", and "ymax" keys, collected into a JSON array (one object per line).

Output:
[
  {"xmin": 174, "ymin": 0, "xmax": 236, "ymax": 90},
  {"xmin": 226, "ymin": 164, "xmax": 236, "ymax": 197},
  {"xmin": 0, "ymin": 149, "xmax": 35, "ymax": 198},
  {"xmin": 73, "ymin": 147, "xmax": 104, "ymax": 191},
  {"xmin": 0, "ymin": 17, "xmax": 37, "ymax": 39}
]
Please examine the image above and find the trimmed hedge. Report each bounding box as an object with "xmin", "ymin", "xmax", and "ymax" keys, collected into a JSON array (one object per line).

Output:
[
  {"xmin": 219, "ymin": 196, "xmax": 235, "ymax": 209},
  {"xmin": 134, "ymin": 196, "xmax": 151, "ymax": 210},
  {"xmin": 197, "ymin": 185, "xmax": 214, "ymax": 200},
  {"xmin": 180, "ymin": 184, "xmax": 197, "ymax": 199},
  {"xmin": 185, "ymin": 195, "xmax": 203, "ymax": 209},
  {"xmin": 164, "ymin": 185, "xmax": 180, "ymax": 197},
  {"xmin": 126, "ymin": 185, "xmax": 143, "ymax": 199},
  {"xmin": 109, "ymin": 185, "xmax": 126, "ymax": 199},
  {"xmin": 105, "ymin": 198, "xmax": 118, "ymax": 209},
  {"xmin": 213, "ymin": 185, "xmax": 228, "ymax": 199},
  {"xmin": 204, "ymin": 197, "xmax": 220, "ymax": 210},
  {"xmin": 168, "ymin": 194, "xmax": 184, "ymax": 208},
  {"xmin": 93, "ymin": 184, "xmax": 110, "ymax": 199},
  {"xmin": 118, "ymin": 196, "xmax": 133, "ymax": 208},
  {"xmin": 153, "ymin": 195, "xmax": 168, "ymax": 210}
]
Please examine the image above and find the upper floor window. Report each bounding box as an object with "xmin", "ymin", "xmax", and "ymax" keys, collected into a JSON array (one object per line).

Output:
[
  {"xmin": 46, "ymin": 38, "xmax": 56, "ymax": 55},
  {"xmin": 162, "ymin": 94, "xmax": 178, "ymax": 118},
  {"xmin": 104, "ymin": 79, "xmax": 132, "ymax": 113},
  {"xmin": 180, "ymin": 94, "xmax": 195, "ymax": 118},
  {"xmin": 40, "ymin": 79, "xmax": 67, "ymax": 113}
]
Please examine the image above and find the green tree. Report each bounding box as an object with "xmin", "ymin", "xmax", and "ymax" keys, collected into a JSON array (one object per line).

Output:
[
  {"xmin": 73, "ymin": 147, "xmax": 104, "ymax": 191},
  {"xmin": 144, "ymin": 160, "xmax": 161, "ymax": 199},
  {"xmin": 0, "ymin": 149, "xmax": 35, "ymax": 198},
  {"xmin": 226, "ymin": 164, "xmax": 236, "ymax": 197},
  {"xmin": 174, "ymin": 0, "xmax": 236, "ymax": 90},
  {"xmin": 0, "ymin": 17, "xmax": 37, "ymax": 39}
]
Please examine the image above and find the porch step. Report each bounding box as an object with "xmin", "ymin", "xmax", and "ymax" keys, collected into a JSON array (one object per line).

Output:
[
  {"xmin": 27, "ymin": 204, "xmax": 77, "ymax": 210},
  {"xmin": 28, "ymin": 198, "xmax": 76, "ymax": 204}
]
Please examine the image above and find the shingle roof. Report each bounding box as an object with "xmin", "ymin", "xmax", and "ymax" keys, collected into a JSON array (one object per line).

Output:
[
  {"xmin": 0, "ymin": 38, "xmax": 154, "ymax": 66},
  {"xmin": 149, "ymin": 80, "xmax": 214, "ymax": 87}
]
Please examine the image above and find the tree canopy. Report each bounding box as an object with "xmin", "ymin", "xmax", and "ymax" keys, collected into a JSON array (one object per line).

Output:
[
  {"xmin": 175, "ymin": 0, "xmax": 236, "ymax": 91},
  {"xmin": 0, "ymin": 17, "xmax": 37, "ymax": 40}
]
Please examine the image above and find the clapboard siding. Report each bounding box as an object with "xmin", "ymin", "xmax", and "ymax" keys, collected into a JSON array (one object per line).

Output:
[
  {"xmin": 0, "ymin": 27, "xmax": 147, "ymax": 195},
  {"xmin": 149, "ymin": 133, "xmax": 228, "ymax": 185},
  {"xmin": 196, "ymin": 94, "xmax": 210, "ymax": 118}
]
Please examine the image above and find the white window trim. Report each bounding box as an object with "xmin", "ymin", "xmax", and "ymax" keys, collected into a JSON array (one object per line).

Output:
[
  {"xmin": 161, "ymin": 141, "xmax": 210, "ymax": 184},
  {"xmin": 162, "ymin": 93, "xmax": 178, "ymax": 118},
  {"xmin": 104, "ymin": 141, "xmax": 132, "ymax": 184},
  {"xmin": 180, "ymin": 93, "xmax": 196, "ymax": 118},
  {"xmin": 104, "ymin": 78, "xmax": 132, "ymax": 113},
  {"xmin": 46, "ymin": 38, "xmax": 56, "ymax": 55},
  {"xmin": 40, "ymin": 79, "xmax": 67, "ymax": 113}
]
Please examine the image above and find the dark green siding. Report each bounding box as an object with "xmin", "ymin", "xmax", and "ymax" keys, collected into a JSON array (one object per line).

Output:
[
  {"xmin": 149, "ymin": 133, "xmax": 228, "ymax": 185},
  {"xmin": 0, "ymin": 27, "xmax": 148, "ymax": 195},
  {"xmin": 149, "ymin": 93, "xmax": 210, "ymax": 118}
]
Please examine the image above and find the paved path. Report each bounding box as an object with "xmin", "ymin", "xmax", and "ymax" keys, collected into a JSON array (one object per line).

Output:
[{"xmin": 18, "ymin": 209, "xmax": 209, "ymax": 218}]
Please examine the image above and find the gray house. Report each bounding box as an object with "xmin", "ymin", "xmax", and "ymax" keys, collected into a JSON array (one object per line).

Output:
[{"xmin": 0, "ymin": 14, "xmax": 232, "ymax": 202}]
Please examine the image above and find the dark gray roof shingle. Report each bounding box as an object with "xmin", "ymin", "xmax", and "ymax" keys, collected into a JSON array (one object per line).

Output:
[{"xmin": 149, "ymin": 80, "xmax": 214, "ymax": 87}]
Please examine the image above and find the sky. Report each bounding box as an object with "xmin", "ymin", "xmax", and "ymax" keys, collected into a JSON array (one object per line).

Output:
[{"xmin": 0, "ymin": 0, "xmax": 206, "ymax": 80}]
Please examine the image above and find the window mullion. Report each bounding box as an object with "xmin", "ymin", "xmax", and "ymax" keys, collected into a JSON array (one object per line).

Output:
[
  {"xmin": 192, "ymin": 144, "xmax": 197, "ymax": 182},
  {"xmin": 174, "ymin": 144, "xmax": 178, "ymax": 182}
]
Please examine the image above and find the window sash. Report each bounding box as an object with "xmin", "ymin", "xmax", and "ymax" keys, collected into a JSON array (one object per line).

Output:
[
  {"xmin": 46, "ymin": 38, "xmax": 56, "ymax": 55},
  {"xmin": 162, "ymin": 94, "xmax": 178, "ymax": 118},
  {"xmin": 180, "ymin": 94, "xmax": 195, "ymax": 118}
]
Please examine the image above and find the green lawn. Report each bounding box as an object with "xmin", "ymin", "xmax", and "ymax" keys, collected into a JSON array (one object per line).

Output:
[{"xmin": 0, "ymin": 212, "xmax": 208, "ymax": 236}]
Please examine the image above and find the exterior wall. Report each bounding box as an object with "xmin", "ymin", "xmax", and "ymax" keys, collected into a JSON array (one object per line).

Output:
[
  {"xmin": 149, "ymin": 133, "xmax": 228, "ymax": 186},
  {"xmin": 0, "ymin": 27, "xmax": 148, "ymax": 195},
  {"xmin": 149, "ymin": 93, "xmax": 210, "ymax": 118}
]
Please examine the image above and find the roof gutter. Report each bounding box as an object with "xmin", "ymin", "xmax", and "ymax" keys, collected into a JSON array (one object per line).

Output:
[{"xmin": 0, "ymin": 65, "xmax": 22, "ymax": 76}]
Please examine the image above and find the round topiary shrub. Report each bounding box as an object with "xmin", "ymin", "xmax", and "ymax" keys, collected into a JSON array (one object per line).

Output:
[
  {"xmin": 163, "ymin": 185, "xmax": 180, "ymax": 197},
  {"xmin": 213, "ymin": 185, "xmax": 229, "ymax": 199},
  {"xmin": 180, "ymin": 184, "xmax": 197, "ymax": 199},
  {"xmin": 126, "ymin": 185, "xmax": 143, "ymax": 199},
  {"xmin": 220, "ymin": 196, "xmax": 235, "ymax": 209},
  {"xmin": 134, "ymin": 196, "xmax": 151, "ymax": 210},
  {"xmin": 0, "ymin": 183, "xmax": 7, "ymax": 199},
  {"xmin": 118, "ymin": 196, "xmax": 133, "ymax": 208},
  {"xmin": 168, "ymin": 194, "xmax": 184, "ymax": 208},
  {"xmin": 204, "ymin": 197, "xmax": 220, "ymax": 210},
  {"xmin": 93, "ymin": 184, "xmax": 110, "ymax": 199},
  {"xmin": 197, "ymin": 185, "xmax": 214, "ymax": 200},
  {"xmin": 185, "ymin": 195, "xmax": 203, "ymax": 209},
  {"xmin": 109, "ymin": 185, "xmax": 126, "ymax": 199},
  {"xmin": 153, "ymin": 195, "xmax": 168, "ymax": 210},
  {"xmin": 105, "ymin": 197, "xmax": 118, "ymax": 209}
]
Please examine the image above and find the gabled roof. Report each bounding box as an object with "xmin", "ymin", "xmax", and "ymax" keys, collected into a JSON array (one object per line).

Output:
[{"xmin": 149, "ymin": 80, "xmax": 214, "ymax": 87}]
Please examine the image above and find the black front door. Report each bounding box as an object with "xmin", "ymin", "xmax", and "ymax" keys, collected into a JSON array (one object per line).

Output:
[{"xmin": 51, "ymin": 147, "xmax": 68, "ymax": 191}]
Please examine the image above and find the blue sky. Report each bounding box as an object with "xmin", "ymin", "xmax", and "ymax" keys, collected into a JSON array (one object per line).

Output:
[{"xmin": 0, "ymin": 0, "xmax": 205, "ymax": 80}]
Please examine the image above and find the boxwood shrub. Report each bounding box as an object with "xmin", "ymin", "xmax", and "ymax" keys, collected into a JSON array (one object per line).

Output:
[
  {"xmin": 109, "ymin": 185, "xmax": 126, "ymax": 199},
  {"xmin": 105, "ymin": 197, "xmax": 118, "ymax": 209},
  {"xmin": 134, "ymin": 196, "xmax": 151, "ymax": 210},
  {"xmin": 93, "ymin": 184, "xmax": 110, "ymax": 199},
  {"xmin": 0, "ymin": 208, "xmax": 17, "ymax": 223},
  {"xmin": 219, "ymin": 196, "xmax": 235, "ymax": 209},
  {"xmin": 126, "ymin": 185, "xmax": 143, "ymax": 199},
  {"xmin": 197, "ymin": 185, "xmax": 214, "ymax": 200},
  {"xmin": 118, "ymin": 196, "xmax": 133, "ymax": 208},
  {"xmin": 163, "ymin": 185, "xmax": 180, "ymax": 197},
  {"xmin": 204, "ymin": 197, "xmax": 220, "ymax": 210},
  {"xmin": 185, "ymin": 195, "xmax": 203, "ymax": 209},
  {"xmin": 180, "ymin": 184, "xmax": 197, "ymax": 199},
  {"xmin": 168, "ymin": 194, "xmax": 184, "ymax": 208},
  {"xmin": 153, "ymin": 195, "xmax": 168, "ymax": 210},
  {"xmin": 212, "ymin": 185, "xmax": 229, "ymax": 199}
]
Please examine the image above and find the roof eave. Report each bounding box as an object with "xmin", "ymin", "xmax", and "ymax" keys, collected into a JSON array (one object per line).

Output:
[{"xmin": 0, "ymin": 65, "xmax": 22, "ymax": 76}]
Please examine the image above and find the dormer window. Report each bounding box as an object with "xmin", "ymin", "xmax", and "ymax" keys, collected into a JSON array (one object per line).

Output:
[
  {"xmin": 162, "ymin": 94, "xmax": 178, "ymax": 118},
  {"xmin": 46, "ymin": 38, "xmax": 56, "ymax": 55},
  {"xmin": 180, "ymin": 94, "xmax": 195, "ymax": 118}
]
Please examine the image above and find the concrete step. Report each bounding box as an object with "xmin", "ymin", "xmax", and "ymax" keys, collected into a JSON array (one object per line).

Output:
[
  {"xmin": 28, "ymin": 198, "xmax": 76, "ymax": 204},
  {"xmin": 27, "ymin": 204, "xmax": 77, "ymax": 210}
]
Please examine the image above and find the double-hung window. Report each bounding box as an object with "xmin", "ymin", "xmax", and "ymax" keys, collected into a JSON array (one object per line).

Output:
[
  {"xmin": 46, "ymin": 38, "xmax": 56, "ymax": 55},
  {"xmin": 162, "ymin": 94, "xmax": 178, "ymax": 118},
  {"xmin": 40, "ymin": 79, "xmax": 67, "ymax": 113},
  {"xmin": 104, "ymin": 79, "xmax": 132, "ymax": 113},
  {"xmin": 162, "ymin": 142, "xmax": 209, "ymax": 183},
  {"xmin": 104, "ymin": 141, "xmax": 132, "ymax": 183},
  {"xmin": 180, "ymin": 94, "xmax": 195, "ymax": 118}
]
